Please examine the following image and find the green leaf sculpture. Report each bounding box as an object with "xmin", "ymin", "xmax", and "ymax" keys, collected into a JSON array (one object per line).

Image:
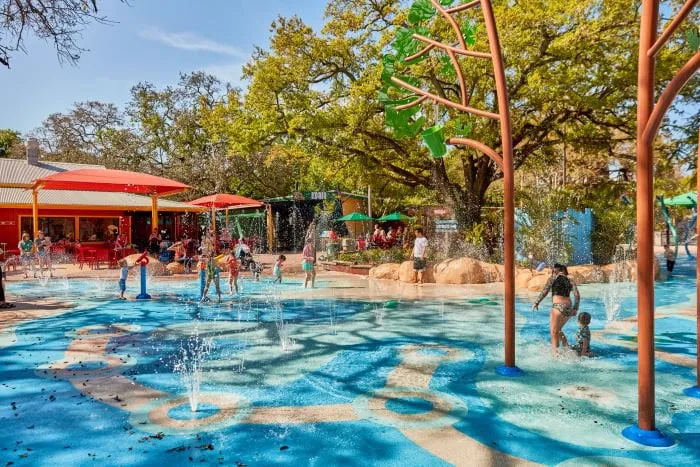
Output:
[
  {"xmin": 688, "ymin": 29, "xmax": 700, "ymax": 52},
  {"xmin": 408, "ymin": 0, "xmax": 436, "ymax": 25}
]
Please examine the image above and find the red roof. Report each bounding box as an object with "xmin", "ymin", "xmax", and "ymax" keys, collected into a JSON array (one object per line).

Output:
[
  {"xmin": 34, "ymin": 169, "xmax": 190, "ymax": 196},
  {"xmin": 188, "ymin": 193, "xmax": 263, "ymax": 208}
]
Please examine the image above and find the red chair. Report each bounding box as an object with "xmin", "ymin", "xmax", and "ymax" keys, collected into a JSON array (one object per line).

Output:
[{"xmin": 77, "ymin": 247, "xmax": 97, "ymax": 270}]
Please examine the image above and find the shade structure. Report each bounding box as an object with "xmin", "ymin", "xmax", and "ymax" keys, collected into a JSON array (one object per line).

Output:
[
  {"xmin": 377, "ymin": 212, "xmax": 414, "ymax": 222},
  {"xmin": 664, "ymin": 191, "xmax": 697, "ymax": 208},
  {"xmin": 188, "ymin": 193, "xmax": 263, "ymax": 208},
  {"xmin": 33, "ymin": 169, "xmax": 190, "ymax": 196},
  {"xmin": 32, "ymin": 168, "xmax": 191, "ymax": 235},
  {"xmin": 337, "ymin": 212, "xmax": 373, "ymax": 221}
]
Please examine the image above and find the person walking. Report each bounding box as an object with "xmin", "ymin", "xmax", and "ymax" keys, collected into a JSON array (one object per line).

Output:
[{"xmin": 532, "ymin": 264, "xmax": 581, "ymax": 353}]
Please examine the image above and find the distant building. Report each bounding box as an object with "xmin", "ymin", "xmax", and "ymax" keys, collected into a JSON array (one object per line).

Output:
[{"xmin": 0, "ymin": 152, "xmax": 201, "ymax": 252}]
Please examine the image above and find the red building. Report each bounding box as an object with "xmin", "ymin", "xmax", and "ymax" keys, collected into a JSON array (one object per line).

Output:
[{"xmin": 0, "ymin": 156, "xmax": 201, "ymax": 253}]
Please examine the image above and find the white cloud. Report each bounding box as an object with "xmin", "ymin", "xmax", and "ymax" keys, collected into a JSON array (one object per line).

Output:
[
  {"xmin": 200, "ymin": 62, "xmax": 245, "ymax": 87},
  {"xmin": 140, "ymin": 27, "xmax": 246, "ymax": 58}
]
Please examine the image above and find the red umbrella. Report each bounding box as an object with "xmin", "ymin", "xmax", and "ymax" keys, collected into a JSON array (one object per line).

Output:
[
  {"xmin": 32, "ymin": 169, "xmax": 191, "ymax": 237},
  {"xmin": 34, "ymin": 168, "xmax": 189, "ymax": 195},
  {"xmin": 188, "ymin": 193, "xmax": 263, "ymax": 208},
  {"xmin": 189, "ymin": 194, "xmax": 264, "ymax": 249}
]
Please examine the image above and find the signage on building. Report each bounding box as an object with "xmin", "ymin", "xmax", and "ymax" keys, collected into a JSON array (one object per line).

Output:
[
  {"xmin": 309, "ymin": 191, "xmax": 328, "ymax": 200},
  {"xmin": 434, "ymin": 219, "xmax": 458, "ymax": 232},
  {"xmin": 0, "ymin": 221, "xmax": 16, "ymax": 226}
]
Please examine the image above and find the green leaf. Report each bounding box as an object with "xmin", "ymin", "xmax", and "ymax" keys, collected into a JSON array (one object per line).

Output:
[
  {"xmin": 439, "ymin": 55, "xmax": 456, "ymax": 80},
  {"xmin": 461, "ymin": 19, "xmax": 478, "ymax": 46},
  {"xmin": 439, "ymin": 0, "xmax": 455, "ymax": 5},
  {"xmin": 408, "ymin": 0, "xmax": 436, "ymax": 25},
  {"xmin": 454, "ymin": 121, "xmax": 473, "ymax": 137},
  {"xmin": 392, "ymin": 27, "xmax": 431, "ymax": 61},
  {"xmin": 688, "ymin": 29, "xmax": 700, "ymax": 52}
]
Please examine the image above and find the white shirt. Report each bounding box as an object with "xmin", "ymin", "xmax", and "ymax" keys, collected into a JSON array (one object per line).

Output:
[
  {"xmin": 120, "ymin": 266, "xmax": 129, "ymax": 280},
  {"xmin": 413, "ymin": 236, "xmax": 428, "ymax": 258}
]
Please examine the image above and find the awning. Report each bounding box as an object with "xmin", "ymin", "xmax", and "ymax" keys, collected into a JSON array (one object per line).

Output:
[
  {"xmin": 663, "ymin": 192, "xmax": 697, "ymax": 208},
  {"xmin": 33, "ymin": 169, "xmax": 190, "ymax": 196}
]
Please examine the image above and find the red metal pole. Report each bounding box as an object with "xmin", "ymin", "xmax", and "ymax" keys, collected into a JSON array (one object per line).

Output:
[
  {"xmin": 481, "ymin": 0, "xmax": 516, "ymax": 369},
  {"xmin": 636, "ymin": 0, "xmax": 659, "ymax": 433}
]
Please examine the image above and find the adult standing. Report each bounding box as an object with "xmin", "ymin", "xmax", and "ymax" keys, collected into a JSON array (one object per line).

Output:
[
  {"xmin": 412, "ymin": 227, "xmax": 428, "ymax": 284},
  {"xmin": 302, "ymin": 239, "xmax": 316, "ymax": 288},
  {"xmin": 532, "ymin": 264, "xmax": 581, "ymax": 352},
  {"xmin": 0, "ymin": 246, "xmax": 15, "ymax": 308}
]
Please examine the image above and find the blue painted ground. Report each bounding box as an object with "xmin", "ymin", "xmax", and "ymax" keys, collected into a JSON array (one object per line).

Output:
[{"xmin": 0, "ymin": 258, "xmax": 698, "ymax": 466}]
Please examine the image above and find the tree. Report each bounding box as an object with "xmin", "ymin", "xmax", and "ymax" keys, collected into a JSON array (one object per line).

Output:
[
  {"xmin": 0, "ymin": 0, "xmax": 127, "ymax": 68},
  {"xmin": 0, "ymin": 128, "xmax": 22, "ymax": 157},
  {"xmin": 238, "ymin": 0, "xmax": 698, "ymax": 228}
]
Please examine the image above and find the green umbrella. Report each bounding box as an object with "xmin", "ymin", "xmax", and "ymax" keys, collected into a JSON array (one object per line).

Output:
[
  {"xmin": 664, "ymin": 192, "xmax": 697, "ymax": 208},
  {"xmin": 337, "ymin": 212, "xmax": 374, "ymax": 221},
  {"xmin": 377, "ymin": 212, "xmax": 414, "ymax": 222}
]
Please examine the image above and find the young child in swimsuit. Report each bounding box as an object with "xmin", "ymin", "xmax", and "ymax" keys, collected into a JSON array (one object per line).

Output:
[
  {"xmin": 561, "ymin": 312, "xmax": 592, "ymax": 357},
  {"xmin": 273, "ymin": 255, "xmax": 286, "ymax": 284},
  {"xmin": 224, "ymin": 250, "xmax": 239, "ymax": 295}
]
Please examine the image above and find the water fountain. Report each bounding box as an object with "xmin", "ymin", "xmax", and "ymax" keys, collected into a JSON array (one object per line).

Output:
[
  {"xmin": 328, "ymin": 302, "xmax": 337, "ymax": 335},
  {"xmin": 173, "ymin": 323, "xmax": 214, "ymax": 412},
  {"xmin": 288, "ymin": 204, "xmax": 304, "ymax": 252}
]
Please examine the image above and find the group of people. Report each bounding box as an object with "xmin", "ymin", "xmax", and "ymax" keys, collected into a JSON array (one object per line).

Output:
[
  {"xmin": 533, "ymin": 263, "xmax": 592, "ymax": 357},
  {"xmin": 369, "ymin": 224, "xmax": 405, "ymax": 249},
  {"xmin": 17, "ymin": 231, "xmax": 53, "ymax": 279}
]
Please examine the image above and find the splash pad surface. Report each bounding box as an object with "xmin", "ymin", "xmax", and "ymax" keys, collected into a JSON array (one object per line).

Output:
[{"xmin": 1, "ymin": 260, "xmax": 699, "ymax": 466}]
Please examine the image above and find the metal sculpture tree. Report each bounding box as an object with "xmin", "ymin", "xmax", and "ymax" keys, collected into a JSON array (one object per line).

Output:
[
  {"xmin": 382, "ymin": 0, "xmax": 519, "ymax": 375},
  {"xmin": 627, "ymin": 0, "xmax": 699, "ymax": 447}
]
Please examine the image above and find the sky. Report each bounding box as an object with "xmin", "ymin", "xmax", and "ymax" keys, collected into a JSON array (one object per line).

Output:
[{"xmin": 0, "ymin": 0, "xmax": 327, "ymax": 134}]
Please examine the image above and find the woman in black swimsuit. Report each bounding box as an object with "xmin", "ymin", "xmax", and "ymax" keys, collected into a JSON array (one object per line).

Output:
[{"xmin": 533, "ymin": 263, "xmax": 580, "ymax": 352}]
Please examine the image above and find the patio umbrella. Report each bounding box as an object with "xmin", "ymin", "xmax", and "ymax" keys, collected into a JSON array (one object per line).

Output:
[
  {"xmin": 188, "ymin": 194, "xmax": 265, "ymax": 248},
  {"xmin": 337, "ymin": 212, "xmax": 374, "ymax": 221},
  {"xmin": 33, "ymin": 168, "xmax": 190, "ymax": 236},
  {"xmin": 664, "ymin": 191, "xmax": 697, "ymax": 208},
  {"xmin": 377, "ymin": 212, "xmax": 414, "ymax": 222},
  {"xmin": 188, "ymin": 193, "xmax": 263, "ymax": 209}
]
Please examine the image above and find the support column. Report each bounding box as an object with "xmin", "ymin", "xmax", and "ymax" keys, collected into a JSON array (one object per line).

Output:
[
  {"xmin": 482, "ymin": 0, "xmax": 520, "ymax": 377},
  {"xmin": 685, "ymin": 128, "xmax": 700, "ymax": 399},
  {"xmin": 266, "ymin": 205, "xmax": 275, "ymax": 254},
  {"xmin": 622, "ymin": 0, "xmax": 672, "ymax": 448},
  {"xmin": 32, "ymin": 189, "xmax": 39, "ymax": 238},
  {"xmin": 151, "ymin": 195, "xmax": 159, "ymax": 233}
]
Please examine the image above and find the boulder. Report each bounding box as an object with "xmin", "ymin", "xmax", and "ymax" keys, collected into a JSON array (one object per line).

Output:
[
  {"xmin": 480, "ymin": 262, "xmax": 504, "ymax": 283},
  {"xmin": 398, "ymin": 260, "xmax": 435, "ymax": 283},
  {"xmin": 369, "ymin": 263, "xmax": 401, "ymax": 280},
  {"xmin": 433, "ymin": 257, "xmax": 485, "ymax": 284},
  {"xmin": 515, "ymin": 269, "xmax": 533, "ymax": 290},
  {"xmin": 526, "ymin": 273, "xmax": 551, "ymax": 292},
  {"xmin": 568, "ymin": 265, "xmax": 607, "ymax": 284},
  {"xmin": 166, "ymin": 262, "xmax": 186, "ymax": 275},
  {"xmin": 124, "ymin": 253, "xmax": 169, "ymax": 276}
]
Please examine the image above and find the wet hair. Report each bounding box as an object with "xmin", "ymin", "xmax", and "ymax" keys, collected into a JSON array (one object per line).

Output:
[
  {"xmin": 118, "ymin": 259, "xmax": 127, "ymax": 267},
  {"xmin": 278, "ymin": 255, "xmax": 287, "ymax": 261},
  {"xmin": 415, "ymin": 227, "xmax": 423, "ymax": 235},
  {"xmin": 578, "ymin": 312, "xmax": 591, "ymax": 326},
  {"xmin": 553, "ymin": 263, "xmax": 568, "ymax": 275}
]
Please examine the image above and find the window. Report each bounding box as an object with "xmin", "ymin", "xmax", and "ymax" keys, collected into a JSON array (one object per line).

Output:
[
  {"xmin": 20, "ymin": 217, "xmax": 76, "ymax": 241},
  {"xmin": 79, "ymin": 217, "xmax": 120, "ymax": 242}
]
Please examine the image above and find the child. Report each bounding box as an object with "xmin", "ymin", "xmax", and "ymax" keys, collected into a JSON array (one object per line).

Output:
[
  {"xmin": 664, "ymin": 244, "xmax": 677, "ymax": 273},
  {"xmin": 224, "ymin": 250, "xmax": 239, "ymax": 295},
  {"xmin": 412, "ymin": 227, "xmax": 428, "ymax": 285},
  {"xmin": 253, "ymin": 262, "xmax": 264, "ymax": 282},
  {"xmin": 17, "ymin": 233, "xmax": 35, "ymax": 279},
  {"xmin": 200, "ymin": 255, "xmax": 222, "ymax": 303},
  {"xmin": 118, "ymin": 259, "xmax": 131, "ymax": 300},
  {"xmin": 302, "ymin": 240, "xmax": 315, "ymax": 288},
  {"xmin": 273, "ymin": 255, "xmax": 286, "ymax": 284},
  {"xmin": 35, "ymin": 231, "xmax": 52, "ymax": 278},
  {"xmin": 561, "ymin": 312, "xmax": 592, "ymax": 357}
]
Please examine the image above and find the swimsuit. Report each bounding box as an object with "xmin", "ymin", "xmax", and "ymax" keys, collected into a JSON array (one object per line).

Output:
[
  {"xmin": 571, "ymin": 325, "xmax": 591, "ymax": 352},
  {"xmin": 553, "ymin": 302, "xmax": 575, "ymax": 317}
]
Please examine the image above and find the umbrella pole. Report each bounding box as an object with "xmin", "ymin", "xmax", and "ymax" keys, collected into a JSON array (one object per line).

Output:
[
  {"xmin": 151, "ymin": 195, "xmax": 159, "ymax": 233},
  {"xmin": 32, "ymin": 188, "xmax": 39, "ymax": 238},
  {"xmin": 212, "ymin": 207, "xmax": 217, "ymax": 254}
]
